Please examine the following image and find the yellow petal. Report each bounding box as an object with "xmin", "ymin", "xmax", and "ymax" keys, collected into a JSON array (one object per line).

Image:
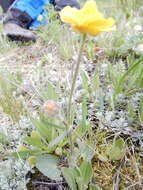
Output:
[
  {"xmin": 85, "ymin": 18, "xmax": 115, "ymax": 35},
  {"xmin": 59, "ymin": 0, "xmax": 115, "ymax": 36},
  {"xmin": 60, "ymin": 1, "xmax": 103, "ymax": 26},
  {"xmin": 81, "ymin": 0, "xmax": 99, "ymax": 15},
  {"xmin": 79, "ymin": 0, "xmax": 104, "ymax": 24},
  {"xmin": 72, "ymin": 25, "xmax": 99, "ymax": 36},
  {"xmin": 94, "ymin": 18, "xmax": 115, "ymax": 29},
  {"xmin": 60, "ymin": 6, "xmax": 81, "ymax": 25}
]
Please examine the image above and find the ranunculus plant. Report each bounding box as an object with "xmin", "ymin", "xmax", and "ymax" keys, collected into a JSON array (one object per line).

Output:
[
  {"xmin": 60, "ymin": 0, "xmax": 115, "ymax": 124},
  {"xmin": 12, "ymin": 2, "xmax": 116, "ymax": 188}
]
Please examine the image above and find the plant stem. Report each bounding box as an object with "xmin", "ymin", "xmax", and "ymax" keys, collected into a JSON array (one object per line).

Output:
[
  {"xmin": 66, "ymin": 34, "xmax": 86, "ymax": 161},
  {"xmin": 67, "ymin": 34, "xmax": 86, "ymax": 124}
]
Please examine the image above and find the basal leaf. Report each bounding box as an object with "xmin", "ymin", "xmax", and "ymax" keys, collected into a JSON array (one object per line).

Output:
[
  {"xmin": 48, "ymin": 131, "xmax": 67, "ymax": 148},
  {"xmin": 107, "ymin": 137, "xmax": 126, "ymax": 161},
  {"xmin": 12, "ymin": 149, "xmax": 44, "ymax": 159},
  {"xmin": 36, "ymin": 154, "xmax": 61, "ymax": 180},
  {"xmin": 23, "ymin": 137, "xmax": 47, "ymax": 149},
  {"xmin": 90, "ymin": 184, "xmax": 102, "ymax": 190},
  {"xmin": 62, "ymin": 167, "xmax": 78, "ymax": 190},
  {"xmin": 31, "ymin": 118, "xmax": 51, "ymax": 141},
  {"xmin": 79, "ymin": 161, "xmax": 93, "ymax": 185}
]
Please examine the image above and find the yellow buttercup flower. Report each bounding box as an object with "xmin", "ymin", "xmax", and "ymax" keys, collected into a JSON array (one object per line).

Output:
[{"xmin": 60, "ymin": 0, "xmax": 115, "ymax": 36}]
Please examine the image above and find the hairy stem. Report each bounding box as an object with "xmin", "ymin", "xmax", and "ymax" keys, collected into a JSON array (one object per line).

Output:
[
  {"xmin": 67, "ymin": 34, "xmax": 86, "ymax": 157},
  {"xmin": 67, "ymin": 34, "xmax": 86, "ymax": 124}
]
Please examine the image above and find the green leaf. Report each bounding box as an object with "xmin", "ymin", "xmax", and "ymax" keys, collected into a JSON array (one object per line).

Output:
[
  {"xmin": 107, "ymin": 137, "xmax": 126, "ymax": 161},
  {"xmin": 82, "ymin": 143, "xmax": 95, "ymax": 162},
  {"xmin": 115, "ymin": 57, "xmax": 143, "ymax": 94},
  {"xmin": 36, "ymin": 154, "xmax": 61, "ymax": 180},
  {"xmin": 81, "ymin": 71, "xmax": 89, "ymax": 93},
  {"xmin": 0, "ymin": 131, "xmax": 8, "ymax": 144},
  {"xmin": 114, "ymin": 137, "xmax": 125, "ymax": 148},
  {"xmin": 79, "ymin": 161, "xmax": 93, "ymax": 185},
  {"xmin": 42, "ymin": 121, "xmax": 65, "ymax": 130},
  {"xmin": 62, "ymin": 167, "xmax": 78, "ymax": 190},
  {"xmin": 12, "ymin": 149, "xmax": 44, "ymax": 159},
  {"xmin": 99, "ymin": 95, "xmax": 105, "ymax": 113},
  {"xmin": 48, "ymin": 131, "xmax": 67, "ymax": 148},
  {"xmin": 90, "ymin": 184, "xmax": 102, "ymax": 190},
  {"xmin": 77, "ymin": 139, "xmax": 95, "ymax": 161},
  {"xmin": 125, "ymin": 88, "xmax": 143, "ymax": 96},
  {"xmin": 42, "ymin": 82, "xmax": 58, "ymax": 101},
  {"xmin": 92, "ymin": 70, "xmax": 99, "ymax": 91},
  {"xmin": 23, "ymin": 137, "xmax": 47, "ymax": 149},
  {"xmin": 31, "ymin": 118, "xmax": 51, "ymax": 141},
  {"xmin": 23, "ymin": 131, "xmax": 48, "ymax": 150}
]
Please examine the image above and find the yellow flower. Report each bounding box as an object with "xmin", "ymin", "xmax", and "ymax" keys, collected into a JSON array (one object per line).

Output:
[{"xmin": 60, "ymin": 0, "xmax": 115, "ymax": 36}]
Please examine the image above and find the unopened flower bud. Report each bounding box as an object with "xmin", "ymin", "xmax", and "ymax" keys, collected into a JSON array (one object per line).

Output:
[{"xmin": 41, "ymin": 100, "xmax": 60, "ymax": 116}]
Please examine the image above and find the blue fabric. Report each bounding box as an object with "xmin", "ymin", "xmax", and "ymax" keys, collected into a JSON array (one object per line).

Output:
[
  {"xmin": 13, "ymin": 0, "xmax": 51, "ymax": 29},
  {"xmin": 30, "ymin": 10, "xmax": 47, "ymax": 29},
  {"xmin": 13, "ymin": 0, "xmax": 50, "ymax": 19}
]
